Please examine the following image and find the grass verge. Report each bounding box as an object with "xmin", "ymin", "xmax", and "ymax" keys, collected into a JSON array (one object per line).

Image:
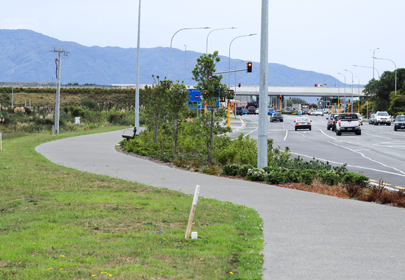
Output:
[{"xmin": 0, "ymin": 127, "xmax": 263, "ymax": 279}]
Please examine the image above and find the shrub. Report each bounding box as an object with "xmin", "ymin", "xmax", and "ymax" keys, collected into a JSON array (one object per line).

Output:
[
  {"xmin": 341, "ymin": 173, "xmax": 369, "ymax": 188},
  {"xmin": 239, "ymin": 164, "xmax": 254, "ymax": 177},
  {"xmin": 202, "ymin": 164, "xmax": 221, "ymax": 175},
  {"xmin": 222, "ymin": 164, "xmax": 239, "ymax": 176},
  {"xmin": 81, "ymin": 99, "xmax": 98, "ymax": 109},
  {"xmin": 264, "ymin": 171, "xmax": 285, "ymax": 184},
  {"xmin": 246, "ymin": 168, "xmax": 266, "ymax": 181},
  {"xmin": 299, "ymin": 169, "xmax": 317, "ymax": 185},
  {"xmin": 320, "ymin": 171, "xmax": 340, "ymax": 186},
  {"xmin": 344, "ymin": 182, "xmax": 363, "ymax": 198}
]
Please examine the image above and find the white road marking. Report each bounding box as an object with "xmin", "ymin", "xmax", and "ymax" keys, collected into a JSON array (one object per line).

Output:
[{"xmin": 365, "ymin": 132, "xmax": 392, "ymax": 140}]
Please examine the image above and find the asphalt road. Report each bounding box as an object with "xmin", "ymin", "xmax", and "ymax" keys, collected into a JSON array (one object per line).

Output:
[{"xmin": 229, "ymin": 114, "xmax": 405, "ymax": 189}]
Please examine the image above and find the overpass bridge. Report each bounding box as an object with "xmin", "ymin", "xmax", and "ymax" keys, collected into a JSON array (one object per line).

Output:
[{"xmin": 232, "ymin": 86, "xmax": 364, "ymax": 98}]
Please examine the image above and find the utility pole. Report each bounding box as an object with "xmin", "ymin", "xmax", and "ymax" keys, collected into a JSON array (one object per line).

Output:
[
  {"xmin": 135, "ymin": 0, "xmax": 141, "ymax": 135},
  {"xmin": 257, "ymin": 0, "xmax": 268, "ymax": 169},
  {"xmin": 50, "ymin": 48, "xmax": 69, "ymax": 135}
]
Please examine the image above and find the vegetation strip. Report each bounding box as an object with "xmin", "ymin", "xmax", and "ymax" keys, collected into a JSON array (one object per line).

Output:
[{"xmin": 0, "ymin": 128, "xmax": 264, "ymax": 279}]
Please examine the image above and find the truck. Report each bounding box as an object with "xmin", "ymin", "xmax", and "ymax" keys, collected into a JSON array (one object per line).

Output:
[
  {"xmin": 335, "ymin": 113, "xmax": 361, "ymax": 136},
  {"xmin": 292, "ymin": 104, "xmax": 301, "ymax": 111}
]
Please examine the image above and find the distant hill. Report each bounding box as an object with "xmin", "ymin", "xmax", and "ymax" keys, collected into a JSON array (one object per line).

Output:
[{"xmin": 0, "ymin": 29, "xmax": 356, "ymax": 94}]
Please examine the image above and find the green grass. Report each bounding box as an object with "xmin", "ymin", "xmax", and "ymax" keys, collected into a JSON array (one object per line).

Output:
[{"xmin": 0, "ymin": 127, "xmax": 263, "ymax": 279}]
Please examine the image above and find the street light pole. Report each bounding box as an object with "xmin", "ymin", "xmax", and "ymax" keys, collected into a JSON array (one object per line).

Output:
[
  {"xmin": 344, "ymin": 69, "xmax": 354, "ymax": 113},
  {"xmin": 135, "ymin": 0, "xmax": 141, "ymax": 135},
  {"xmin": 373, "ymin": 57, "xmax": 397, "ymax": 95},
  {"xmin": 371, "ymin": 48, "xmax": 379, "ymax": 79},
  {"xmin": 11, "ymin": 69, "xmax": 16, "ymax": 108},
  {"xmin": 352, "ymin": 64, "xmax": 380, "ymax": 79},
  {"xmin": 337, "ymin": 72, "xmax": 346, "ymax": 112},
  {"xmin": 205, "ymin": 27, "xmax": 236, "ymax": 54},
  {"xmin": 257, "ymin": 0, "xmax": 268, "ymax": 169},
  {"xmin": 228, "ymin": 34, "xmax": 257, "ymax": 87},
  {"xmin": 169, "ymin": 27, "xmax": 210, "ymax": 80}
]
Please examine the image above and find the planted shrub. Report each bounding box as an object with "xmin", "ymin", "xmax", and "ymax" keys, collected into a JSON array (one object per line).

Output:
[
  {"xmin": 299, "ymin": 169, "xmax": 317, "ymax": 185},
  {"xmin": 341, "ymin": 173, "xmax": 369, "ymax": 188},
  {"xmin": 202, "ymin": 164, "xmax": 221, "ymax": 175},
  {"xmin": 246, "ymin": 168, "xmax": 266, "ymax": 181},
  {"xmin": 239, "ymin": 164, "xmax": 254, "ymax": 177},
  {"xmin": 223, "ymin": 164, "xmax": 240, "ymax": 176},
  {"xmin": 264, "ymin": 171, "xmax": 285, "ymax": 184}
]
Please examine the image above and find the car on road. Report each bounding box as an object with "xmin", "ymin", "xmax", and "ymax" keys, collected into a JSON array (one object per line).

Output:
[
  {"xmin": 356, "ymin": 113, "xmax": 363, "ymax": 125},
  {"xmin": 374, "ymin": 111, "xmax": 392, "ymax": 126},
  {"xmin": 270, "ymin": 113, "xmax": 284, "ymax": 122},
  {"xmin": 302, "ymin": 108, "xmax": 309, "ymax": 115},
  {"xmin": 248, "ymin": 106, "xmax": 257, "ymax": 115},
  {"xmin": 242, "ymin": 107, "xmax": 248, "ymax": 114},
  {"xmin": 314, "ymin": 109, "xmax": 324, "ymax": 116},
  {"xmin": 335, "ymin": 113, "xmax": 361, "ymax": 136},
  {"xmin": 294, "ymin": 117, "xmax": 312, "ymax": 131},
  {"xmin": 326, "ymin": 114, "xmax": 337, "ymax": 130},
  {"xmin": 368, "ymin": 114, "xmax": 376, "ymax": 125},
  {"xmin": 268, "ymin": 107, "xmax": 275, "ymax": 115},
  {"xmin": 394, "ymin": 115, "xmax": 405, "ymax": 131},
  {"xmin": 235, "ymin": 107, "xmax": 243, "ymax": 116}
]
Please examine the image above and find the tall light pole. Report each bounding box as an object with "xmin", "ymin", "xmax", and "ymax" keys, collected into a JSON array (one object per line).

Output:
[
  {"xmin": 371, "ymin": 48, "xmax": 379, "ymax": 79},
  {"xmin": 135, "ymin": 0, "xmax": 141, "ymax": 135},
  {"xmin": 373, "ymin": 57, "xmax": 397, "ymax": 95},
  {"xmin": 11, "ymin": 69, "xmax": 16, "ymax": 108},
  {"xmin": 206, "ymin": 27, "xmax": 236, "ymax": 54},
  {"xmin": 352, "ymin": 64, "xmax": 380, "ymax": 79},
  {"xmin": 169, "ymin": 27, "xmax": 210, "ymax": 80},
  {"xmin": 228, "ymin": 34, "xmax": 257, "ymax": 87},
  {"xmin": 337, "ymin": 72, "xmax": 346, "ymax": 112},
  {"xmin": 344, "ymin": 69, "xmax": 354, "ymax": 113},
  {"xmin": 257, "ymin": 0, "xmax": 268, "ymax": 169}
]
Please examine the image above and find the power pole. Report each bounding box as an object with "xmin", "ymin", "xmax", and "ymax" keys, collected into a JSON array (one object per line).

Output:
[{"xmin": 50, "ymin": 48, "xmax": 69, "ymax": 134}]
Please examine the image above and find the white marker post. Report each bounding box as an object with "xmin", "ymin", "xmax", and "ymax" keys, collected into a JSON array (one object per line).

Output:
[
  {"xmin": 185, "ymin": 185, "xmax": 201, "ymax": 239},
  {"xmin": 0, "ymin": 132, "xmax": 2, "ymax": 151}
]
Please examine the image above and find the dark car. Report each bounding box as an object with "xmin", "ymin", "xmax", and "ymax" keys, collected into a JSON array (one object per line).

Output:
[
  {"xmin": 394, "ymin": 115, "xmax": 405, "ymax": 131},
  {"xmin": 330, "ymin": 114, "xmax": 339, "ymax": 131},
  {"xmin": 248, "ymin": 106, "xmax": 257, "ymax": 115},
  {"xmin": 270, "ymin": 113, "xmax": 283, "ymax": 122},
  {"xmin": 368, "ymin": 114, "xmax": 376, "ymax": 125},
  {"xmin": 302, "ymin": 108, "xmax": 309, "ymax": 115},
  {"xmin": 235, "ymin": 107, "xmax": 243, "ymax": 116},
  {"xmin": 326, "ymin": 114, "xmax": 337, "ymax": 130}
]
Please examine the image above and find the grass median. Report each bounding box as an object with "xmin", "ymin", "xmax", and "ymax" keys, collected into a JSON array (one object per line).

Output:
[{"xmin": 0, "ymin": 127, "xmax": 264, "ymax": 279}]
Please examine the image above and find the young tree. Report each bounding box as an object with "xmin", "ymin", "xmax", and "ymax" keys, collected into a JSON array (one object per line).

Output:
[
  {"xmin": 166, "ymin": 81, "xmax": 189, "ymax": 156},
  {"xmin": 192, "ymin": 51, "xmax": 228, "ymax": 164}
]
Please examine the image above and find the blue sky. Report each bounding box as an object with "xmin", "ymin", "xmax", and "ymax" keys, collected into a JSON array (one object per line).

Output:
[{"xmin": 1, "ymin": 0, "xmax": 403, "ymax": 86}]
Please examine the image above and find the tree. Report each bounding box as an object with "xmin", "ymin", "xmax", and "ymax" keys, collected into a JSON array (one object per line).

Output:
[
  {"xmin": 363, "ymin": 68, "xmax": 405, "ymax": 112},
  {"xmin": 166, "ymin": 81, "xmax": 189, "ymax": 156},
  {"xmin": 192, "ymin": 52, "xmax": 228, "ymax": 164}
]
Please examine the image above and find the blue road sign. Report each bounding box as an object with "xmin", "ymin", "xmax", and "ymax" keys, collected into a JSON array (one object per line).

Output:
[{"xmin": 188, "ymin": 89, "xmax": 201, "ymax": 102}]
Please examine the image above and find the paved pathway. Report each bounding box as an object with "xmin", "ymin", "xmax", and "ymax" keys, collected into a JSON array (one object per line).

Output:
[{"xmin": 36, "ymin": 122, "xmax": 405, "ymax": 280}]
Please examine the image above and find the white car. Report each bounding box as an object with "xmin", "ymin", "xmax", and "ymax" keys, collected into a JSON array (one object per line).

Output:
[
  {"xmin": 356, "ymin": 113, "xmax": 363, "ymax": 125},
  {"xmin": 314, "ymin": 109, "xmax": 324, "ymax": 116},
  {"xmin": 374, "ymin": 111, "xmax": 392, "ymax": 126}
]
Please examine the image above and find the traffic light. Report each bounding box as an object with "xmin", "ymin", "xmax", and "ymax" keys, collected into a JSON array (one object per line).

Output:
[
  {"xmin": 238, "ymin": 82, "xmax": 241, "ymax": 88},
  {"xmin": 220, "ymin": 96, "xmax": 225, "ymax": 102},
  {"xmin": 247, "ymin": 61, "xmax": 252, "ymax": 73},
  {"xmin": 289, "ymin": 96, "xmax": 291, "ymax": 99},
  {"xmin": 227, "ymin": 90, "xmax": 234, "ymax": 99}
]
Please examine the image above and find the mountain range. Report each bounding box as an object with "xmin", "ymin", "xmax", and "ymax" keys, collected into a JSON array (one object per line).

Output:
[{"xmin": 0, "ymin": 29, "xmax": 359, "ymax": 92}]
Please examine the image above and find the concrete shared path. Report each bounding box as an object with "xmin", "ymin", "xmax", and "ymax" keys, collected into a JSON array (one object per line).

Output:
[{"xmin": 36, "ymin": 123, "xmax": 405, "ymax": 280}]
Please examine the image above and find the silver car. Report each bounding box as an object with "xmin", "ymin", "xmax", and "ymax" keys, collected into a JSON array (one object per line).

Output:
[{"xmin": 369, "ymin": 114, "xmax": 376, "ymax": 125}]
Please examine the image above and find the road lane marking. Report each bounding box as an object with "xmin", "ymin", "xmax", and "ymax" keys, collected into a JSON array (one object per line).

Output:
[
  {"xmin": 282, "ymin": 122, "xmax": 288, "ymax": 140},
  {"xmin": 369, "ymin": 179, "xmax": 378, "ymax": 182},
  {"xmin": 365, "ymin": 132, "xmax": 392, "ymax": 140},
  {"xmin": 290, "ymin": 152, "xmax": 405, "ymax": 178},
  {"xmin": 396, "ymin": 186, "xmax": 404, "ymax": 189},
  {"xmin": 317, "ymin": 130, "xmax": 405, "ymax": 176}
]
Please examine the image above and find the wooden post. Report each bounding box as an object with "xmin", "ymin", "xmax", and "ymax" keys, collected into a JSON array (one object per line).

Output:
[
  {"xmin": 227, "ymin": 101, "xmax": 230, "ymax": 127},
  {"xmin": 0, "ymin": 132, "xmax": 2, "ymax": 151},
  {"xmin": 185, "ymin": 185, "xmax": 200, "ymax": 239}
]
